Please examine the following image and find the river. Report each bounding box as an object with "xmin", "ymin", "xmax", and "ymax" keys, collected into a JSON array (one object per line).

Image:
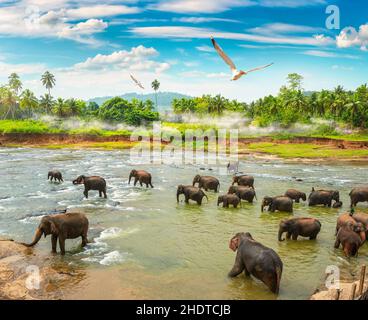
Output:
[{"xmin": 0, "ymin": 147, "xmax": 367, "ymax": 300}]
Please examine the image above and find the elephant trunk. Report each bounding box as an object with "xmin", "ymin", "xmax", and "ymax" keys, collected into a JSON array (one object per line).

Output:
[
  {"xmin": 261, "ymin": 201, "xmax": 266, "ymax": 212},
  {"xmin": 176, "ymin": 192, "xmax": 181, "ymax": 203},
  {"xmin": 128, "ymin": 173, "xmax": 133, "ymax": 184},
  {"xmin": 204, "ymin": 194, "xmax": 209, "ymax": 203},
  {"xmin": 22, "ymin": 228, "xmax": 43, "ymax": 247},
  {"xmin": 278, "ymin": 229, "xmax": 285, "ymax": 242}
]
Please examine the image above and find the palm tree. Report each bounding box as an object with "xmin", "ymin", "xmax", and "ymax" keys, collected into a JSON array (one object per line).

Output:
[
  {"xmin": 0, "ymin": 86, "xmax": 17, "ymax": 119},
  {"xmin": 41, "ymin": 71, "xmax": 56, "ymax": 96},
  {"xmin": 39, "ymin": 94, "xmax": 55, "ymax": 114},
  {"xmin": 65, "ymin": 98, "xmax": 79, "ymax": 117},
  {"xmin": 151, "ymin": 79, "xmax": 160, "ymax": 109},
  {"xmin": 54, "ymin": 98, "xmax": 65, "ymax": 118},
  {"xmin": 8, "ymin": 73, "xmax": 22, "ymax": 95},
  {"xmin": 20, "ymin": 89, "xmax": 38, "ymax": 118}
]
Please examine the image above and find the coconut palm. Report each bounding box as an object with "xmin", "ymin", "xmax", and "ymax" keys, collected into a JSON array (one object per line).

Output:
[
  {"xmin": 20, "ymin": 89, "xmax": 38, "ymax": 117},
  {"xmin": 39, "ymin": 94, "xmax": 55, "ymax": 114},
  {"xmin": 151, "ymin": 79, "xmax": 160, "ymax": 109},
  {"xmin": 0, "ymin": 86, "xmax": 17, "ymax": 119},
  {"xmin": 54, "ymin": 98, "xmax": 66, "ymax": 118},
  {"xmin": 41, "ymin": 71, "xmax": 56, "ymax": 96},
  {"xmin": 8, "ymin": 73, "xmax": 22, "ymax": 95}
]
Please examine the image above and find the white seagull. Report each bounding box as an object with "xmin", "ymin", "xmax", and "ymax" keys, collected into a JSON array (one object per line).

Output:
[
  {"xmin": 130, "ymin": 74, "xmax": 145, "ymax": 90},
  {"xmin": 211, "ymin": 36, "xmax": 274, "ymax": 81}
]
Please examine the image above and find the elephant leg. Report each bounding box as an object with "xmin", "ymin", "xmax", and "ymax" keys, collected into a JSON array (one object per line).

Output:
[
  {"xmin": 234, "ymin": 203, "xmax": 238, "ymax": 208},
  {"xmin": 185, "ymin": 195, "xmax": 189, "ymax": 204},
  {"xmin": 139, "ymin": 179, "xmax": 143, "ymax": 187},
  {"xmin": 81, "ymin": 235, "xmax": 88, "ymax": 247},
  {"xmin": 51, "ymin": 235, "xmax": 58, "ymax": 253},
  {"xmin": 84, "ymin": 189, "xmax": 88, "ymax": 198},
  {"xmin": 310, "ymin": 234, "xmax": 317, "ymax": 240},
  {"xmin": 286, "ymin": 232, "xmax": 291, "ymax": 239},
  {"xmin": 103, "ymin": 189, "xmax": 107, "ymax": 199},
  {"xmin": 59, "ymin": 237, "xmax": 66, "ymax": 255},
  {"xmin": 99, "ymin": 190, "xmax": 102, "ymax": 197},
  {"xmin": 134, "ymin": 178, "xmax": 138, "ymax": 186},
  {"xmin": 334, "ymin": 239, "xmax": 341, "ymax": 249},
  {"xmin": 150, "ymin": 182, "xmax": 154, "ymax": 188},
  {"xmin": 292, "ymin": 233, "xmax": 298, "ymax": 241},
  {"xmin": 197, "ymin": 199, "xmax": 202, "ymax": 205},
  {"xmin": 295, "ymin": 198, "xmax": 300, "ymax": 203},
  {"xmin": 228, "ymin": 253, "xmax": 245, "ymax": 277}
]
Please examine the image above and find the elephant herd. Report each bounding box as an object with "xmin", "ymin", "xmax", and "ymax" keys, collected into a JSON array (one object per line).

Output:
[{"xmin": 23, "ymin": 170, "xmax": 368, "ymax": 294}]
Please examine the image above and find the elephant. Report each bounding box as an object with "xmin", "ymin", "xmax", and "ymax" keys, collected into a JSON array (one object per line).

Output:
[
  {"xmin": 308, "ymin": 188, "xmax": 340, "ymax": 207},
  {"xmin": 21, "ymin": 212, "xmax": 89, "ymax": 255},
  {"xmin": 217, "ymin": 194, "xmax": 240, "ymax": 208},
  {"xmin": 228, "ymin": 186, "xmax": 257, "ymax": 203},
  {"xmin": 336, "ymin": 213, "xmax": 366, "ymax": 243},
  {"xmin": 333, "ymin": 201, "xmax": 343, "ymax": 208},
  {"xmin": 177, "ymin": 185, "xmax": 208, "ymax": 205},
  {"xmin": 48, "ymin": 170, "xmax": 63, "ymax": 183},
  {"xmin": 129, "ymin": 170, "xmax": 154, "ymax": 188},
  {"xmin": 350, "ymin": 187, "xmax": 368, "ymax": 208},
  {"xmin": 352, "ymin": 212, "xmax": 368, "ymax": 232},
  {"xmin": 278, "ymin": 217, "xmax": 321, "ymax": 241},
  {"xmin": 261, "ymin": 196, "xmax": 293, "ymax": 213},
  {"xmin": 73, "ymin": 175, "xmax": 107, "ymax": 199},
  {"xmin": 232, "ymin": 175, "xmax": 254, "ymax": 188},
  {"xmin": 228, "ymin": 232, "xmax": 283, "ymax": 294},
  {"xmin": 334, "ymin": 223, "xmax": 365, "ymax": 257},
  {"xmin": 192, "ymin": 175, "xmax": 220, "ymax": 192},
  {"xmin": 284, "ymin": 189, "xmax": 306, "ymax": 203}
]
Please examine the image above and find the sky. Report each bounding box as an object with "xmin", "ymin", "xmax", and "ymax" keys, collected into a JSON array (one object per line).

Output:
[{"xmin": 0, "ymin": 0, "xmax": 367, "ymax": 102}]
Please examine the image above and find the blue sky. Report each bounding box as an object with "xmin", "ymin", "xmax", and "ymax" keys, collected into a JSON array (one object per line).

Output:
[{"xmin": 0, "ymin": 0, "xmax": 367, "ymax": 101}]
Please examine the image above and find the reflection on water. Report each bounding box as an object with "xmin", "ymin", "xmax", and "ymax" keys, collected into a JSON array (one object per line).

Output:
[{"xmin": 0, "ymin": 147, "xmax": 367, "ymax": 300}]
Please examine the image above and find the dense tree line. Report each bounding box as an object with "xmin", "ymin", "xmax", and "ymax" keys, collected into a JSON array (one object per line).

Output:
[
  {"xmin": 172, "ymin": 74, "xmax": 368, "ymax": 129},
  {"xmin": 0, "ymin": 73, "xmax": 159, "ymax": 126}
]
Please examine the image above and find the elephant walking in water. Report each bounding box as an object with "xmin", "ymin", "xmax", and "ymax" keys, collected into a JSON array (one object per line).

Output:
[
  {"xmin": 129, "ymin": 170, "xmax": 154, "ymax": 188},
  {"xmin": 284, "ymin": 189, "xmax": 306, "ymax": 203},
  {"xmin": 22, "ymin": 212, "xmax": 89, "ymax": 255},
  {"xmin": 177, "ymin": 185, "xmax": 208, "ymax": 205},
  {"xmin": 73, "ymin": 175, "xmax": 107, "ymax": 199},
  {"xmin": 228, "ymin": 232, "xmax": 283, "ymax": 294},
  {"xmin": 48, "ymin": 170, "xmax": 63, "ymax": 183},
  {"xmin": 217, "ymin": 194, "xmax": 240, "ymax": 208},
  {"xmin": 228, "ymin": 186, "xmax": 256, "ymax": 203},
  {"xmin": 232, "ymin": 175, "xmax": 254, "ymax": 188},
  {"xmin": 308, "ymin": 188, "xmax": 339, "ymax": 207},
  {"xmin": 261, "ymin": 196, "xmax": 293, "ymax": 213},
  {"xmin": 192, "ymin": 175, "xmax": 220, "ymax": 193},
  {"xmin": 278, "ymin": 218, "xmax": 321, "ymax": 241},
  {"xmin": 350, "ymin": 187, "xmax": 368, "ymax": 208}
]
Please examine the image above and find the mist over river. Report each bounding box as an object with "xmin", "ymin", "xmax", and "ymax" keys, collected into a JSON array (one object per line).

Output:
[{"xmin": 0, "ymin": 147, "xmax": 367, "ymax": 300}]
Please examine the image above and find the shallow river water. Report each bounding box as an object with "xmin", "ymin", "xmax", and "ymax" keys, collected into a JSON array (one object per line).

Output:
[{"xmin": 0, "ymin": 147, "xmax": 367, "ymax": 300}]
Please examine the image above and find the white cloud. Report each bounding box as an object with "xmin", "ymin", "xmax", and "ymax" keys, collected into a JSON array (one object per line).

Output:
[
  {"xmin": 196, "ymin": 45, "xmax": 214, "ymax": 52},
  {"xmin": 0, "ymin": 62, "xmax": 46, "ymax": 75},
  {"xmin": 302, "ymin": 50, "xmax": 359, "ymax": 60},
  {"xmin": 173, "ymin": 17, "xmax": 240, "ymax": 24},
  {"xmin": 336, "ymin": 25, "xmax": 368, "ymax": 51},
  {"xmin": 149, "ymin": 0, "xmax": 255, "ymax": 14},
  {"xmin": 66, "ymin": 5, "xmax": 140, "ymax": 20},
  {"xmin": 259, "ymin": 0, "xmax": 326, "ymax": 7},
  {"xmin": 131, "ymin": 26, "xmax": 334, "ymax": 46},
  {"xmin": 248, "ymin": 23, "xmax": 324, "ymax": 35},
  {"xmin": 73, "ymin": 45, "xmax": 170, "ymax": 74}
]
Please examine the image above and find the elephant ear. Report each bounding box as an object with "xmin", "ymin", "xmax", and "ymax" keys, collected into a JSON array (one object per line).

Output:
[{"xmin": 50, "ymin": 220, "xmax": 58, "ymax": 235}]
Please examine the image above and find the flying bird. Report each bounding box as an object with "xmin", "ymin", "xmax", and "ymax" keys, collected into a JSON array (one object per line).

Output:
[
  {"xmin": 210, "ymin": 36, "xmax": 274, "ymax": 81},
  {"xmin": 130, "ymin": 74, "xmax": 145, "ymax": 90}
]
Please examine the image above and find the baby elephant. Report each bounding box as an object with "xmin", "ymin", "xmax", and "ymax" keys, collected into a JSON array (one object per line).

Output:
[
  {"xmin": 229, "ymin": 232, "xmax": 283, "ymax": 294},
  {"xmin": 22, "ymin": 212, "xmax": 89, "ymax": 255},
  {"xmin": 278, "ymin": 217, "xmax": 321, "ymax": 241},
  {"xmin": 335, "ymin": 223, "xmax": 365, "ymax": 257},
  {"xmin": 228, "ymin": 185, "xmax": 257, "ymax": 203},
  {"xmin": 73, "ymin": 175, "xmax": 107, "ymax": 199},
  {"xmin": 261, "ymin": 196, "xmax": 293, "ymax": 213},
  {"xmin": 333, "ymin": 201, "xmax": 343, "ymax": 208},
  {"xmin": 177, "ymin": 185, "xmax": 208, "ymax": 205},
  {"xmin": 336, "ymin": 213, "xmax": 366, "ymax": 243},
  {"xmin": 284, "ymin": 189, "xmax": 306, "ymax": 203},
  {"xmin": 129, "ymin": 170, "xmax": 153, "ymax": 188},
  {"xmin": 192, "ymin": 175, "xmax": 220, "ymax": 192},
  {"xmin": 48, "ymin": 170, "xmax": 63, "ymax": 183},
  {"xmin": 217, "ymin": 194, "xmax": 240, "ymax": 208}
]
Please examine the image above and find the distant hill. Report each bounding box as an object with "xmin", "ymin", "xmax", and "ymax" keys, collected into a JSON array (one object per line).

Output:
[{"xmin": 88, "ymin": 92, "xmax": 191, "ymax": 113}]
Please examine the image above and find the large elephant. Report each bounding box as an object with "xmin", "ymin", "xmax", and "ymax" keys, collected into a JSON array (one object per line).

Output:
[
  {"xmin": 308, "ymin": 188, "xmax": 340, "ymax": 207},
  {"xmin": 336, "ymin": 213, "xmax": 366, "ymax": 242},
  {"xmin": 261, "ymin": 196, "xmax": 293, "ymax": 213},
  {"xmin": 21, "ymin": 212, "xmax": 89, "ymax": 255},
  {"xmin": 228, "ymin": 186, "xmax": 256, "ymax": 203},
  {"xmin": 228, "ymin": 232, "xmax": 283, "ymax": 294},
  {"xmin": 73, "ymin": 175, "xmax": 107, "ymax": 199},
  {"xmin": 177, "ymin": 185, "xmax": 208, "ymax": 205},
  {"xmin": 284, "ymin": 189, "xmax": 306, "ymax": 203},
  {"xmin": 129, "ymin": 170, "xmax": 154, "ymax": 188},
  {"xmin": 48, "ymin": 170, "xmax": 63, "ymax": 183},
  {"xmin": 335, "ymin": 223, "xmax": 365, "ymax": 257},
  {"xmin": 232, "ymin": 175, "xmax": 254, "ymax": 188},
  {"xmin": 217, "ymin": 194, "xmax": 240, "ymax": 208},
  {"xmin": 278, "ymin": 217, "xmax": 321, "ymax": 241},
  {"xmin": 350, "ymin": 187, "xmax": 368, "ymax": 208},
  {"xmin": 192, "ymin": 175, "xmax": 220, "ymax": 192},
  {"xmin": 352, "ymin": 212, "xmax": 368, "ymax": 231}
]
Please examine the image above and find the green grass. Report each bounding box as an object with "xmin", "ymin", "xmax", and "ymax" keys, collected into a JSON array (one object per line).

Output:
[
  {"xmin": 246, "ymin": 142, "xmax": 368, "ymax": 159},
  {"xmin": 0, "ymin": 120, "xmax": 63, "ymax": 134}
]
